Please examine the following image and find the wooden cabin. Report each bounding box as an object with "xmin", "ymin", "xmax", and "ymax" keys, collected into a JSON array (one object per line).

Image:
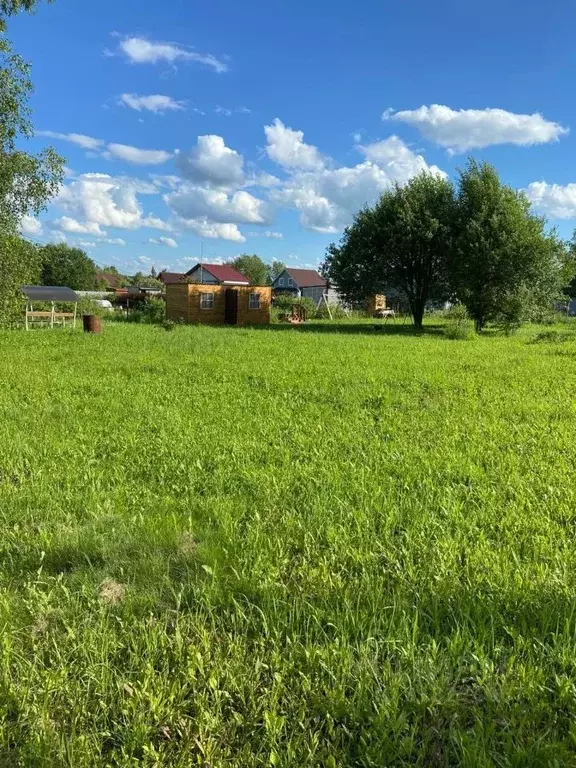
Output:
[{"xmin": 166, "ymin": 283, "xmax": 271, "ymax": 326}]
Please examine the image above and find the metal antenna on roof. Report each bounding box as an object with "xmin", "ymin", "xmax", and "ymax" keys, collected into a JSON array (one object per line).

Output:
[{"xmin": 200, "ymin": 239, "xmax": 204, "ymax": 284}]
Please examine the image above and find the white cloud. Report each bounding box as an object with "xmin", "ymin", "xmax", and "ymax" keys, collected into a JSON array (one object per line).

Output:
[
  {"xmin": 386, "ymin": 104, "xmax": 568, "ymax": 153},
  {"xmin": 104, "ymin": 143, "xmax": 172, "ymax": 165},
  {"xmin": 247, "ymin": 172, "xmax": 282, "ymax": 188},
  {"xmin": 20, "ymin": 215, "xmax": 42, "ymax": 235},
  {"xmin": 117, "ymin": 37, "xmax": 227, "ymax": 73},
  {"xmin": 214, "ymin": 105, "xmax": 251, "ymax": 117},
  {"xmin": 102, "ymin": 237, "xmax": 127, "ymax": 246},
  {"xmin": 265, "ymin": 118, "xmax": 325, "ymax": 171},
  {"xmin": 49, "ymin": 230, "xmax": 68, "ymax": 243},
  {"xmin": 273, "ymin": 135, "xmax": 445, "ymax": 233},
  {"xmin": 36, "ymin": 131, "xmax": 104, "ymax": 150},
  {"xmin": 166, "ymin": 185, "xmax": 270, "ymax": 225},
  {"xmin": 247, "ymin": 230, "xmax": 283, "ymax": 239},
  {"xmin": 359, "ymin": 136, "xmax": 446, "ymax": 179},
  {"xmin": 149, "ymin": 236, "xmax": 178, "ymax": 247},
  {"xmin": 56, "ymin": 173, "xmax": 170, "ymax": 231},
  {"xmin": 119, "ymin": 93, "xmax": 186, "ymax": 113},
  {"xmin": 179, "ymin": 217, "xmax": 245, "ymax": 243},
  {"xmin": 56, "ymin": 216, "xmax": 105, "ymax": 235},
  {"xmin": 76, "ymin": 240, "xmax": 96, "ymax": 248},
  {"xmin": 176, "ymin": 135, "xmax": 245, "ymax": 187},
  {"xmin": 524, "ymin": 181, "xmax": 576, "ymax": 219}
]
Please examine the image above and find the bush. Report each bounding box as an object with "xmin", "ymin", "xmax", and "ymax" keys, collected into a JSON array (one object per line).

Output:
[
  {"xmin": 444, "ymin": 304, "xmax": 475, "ymax": 340},
  {"xmin": 531, "ymin": 330, "xmax": 575, "ymax": 344},
  {"xmin": 77, "ymin": 298, "xmax": 110, "ymax": 317},
  {"xmin": 273, "ymin": 294, "xmax": 317, "ymax": 314},
  {"xmin": 314, "ymin": 303, "xmax": 349, "ymax": 320},
  {"xmin": 125, "ymin": 297, "xmax": 166, "ymax": 324}
]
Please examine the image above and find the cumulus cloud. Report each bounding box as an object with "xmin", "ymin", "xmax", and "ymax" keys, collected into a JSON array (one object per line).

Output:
[
  {"xmin": 386, "ymin": 104, "xmax": 568, "ymax": 153},
  {"xmin": 176, "ymin": 135, "xmax": 245, "ymax": 188},
  {"xmin": 179, "ymin": 217, "xmax": 245, "ymax": 242},
  {"xmin": 119, "ymin": 93, "xmax": 186, "ymax": 113},
  {"xmin": 524, "ymin": 181, "xmax": 576, "ymax": 219},
  {"xmin": 20, "ymin": 215, "xmax": 42, "ymax": 235},
  {"xmin": 117, "ymin": 36, "xmax": 227, "ymax": 72},
  {"xmin": 265, "ymin": 118, "xmax": 325, "ymax": 171},
  {"xmin": 149, "ymin": 236, "xmax": 178, "ymax": 247},
  {"xmin": 37, "ymin": 130, "xmax": 172, "ymax": 165},
  {"xmin": 36, "ymin": 131, "xmax": 104, "ymax": 150},
  {"xmin": 102, "ymin": 237, "xmax": 127, "ymax": 246},
  {"xmin": 359, "ymin": 136, "xmax": 446, "ymax": 179},
  {"xmin": 56, "ymin": 216, "xmax": 105, "ymax": 235},
  {"xmin": 166, "ymin": 185, "xmax": 270, "ymax": 225},
  {"xmin": 247, "ymin": 230, "xmax": 283, "ymax": 239},
  {"xmin": 272, "ymin": 135, "xmax": 444, "ymax": 233},
  {"xmin": 56, "ymin": 172, "xmax": 170, "ymax": 231},
  {"xmin": 76, "ymin": 240, "xmax": 96, "ymax": 248},
  {"xmin": 104, "ymin": 143, "xmax": 172, "ymax": 165}
]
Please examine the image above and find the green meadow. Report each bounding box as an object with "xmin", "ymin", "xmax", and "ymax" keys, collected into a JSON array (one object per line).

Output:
[{"xmin": 1, "ymin": 320, "xmax": 576, "ymax": 766}]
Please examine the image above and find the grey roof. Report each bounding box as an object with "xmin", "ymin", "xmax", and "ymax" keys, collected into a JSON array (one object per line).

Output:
[{"xmin": 21, "ymin": 285, "xmax": 79, "ymax": 302}]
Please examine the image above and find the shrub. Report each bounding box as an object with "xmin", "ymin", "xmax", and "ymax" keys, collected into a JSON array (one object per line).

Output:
[
  {"xmin": 273, "ymin": 294, "xmax": 317, "ymax": 315},
  {"xmin": 314, "ymin": 303, "xmax": 349, "ymax": 320},
  {"xmin": 77, "ymin": 298, "xmax": 109, "ymax": 317},
  {"xmin": 126, "ymin": 297, "xmax": 166, "ymax": 324},
  {"xmin": 444, "ymin": 304, "xmax": 474, "ymax": 340},
  {"xmin": 532, "ymin": 330, "xmax": 575, "ymax": 344}
]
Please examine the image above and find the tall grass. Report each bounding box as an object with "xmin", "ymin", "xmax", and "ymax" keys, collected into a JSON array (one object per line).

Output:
[{"xmin": 1, "ymin": 320, "xmax": 576, "ymax": 765}]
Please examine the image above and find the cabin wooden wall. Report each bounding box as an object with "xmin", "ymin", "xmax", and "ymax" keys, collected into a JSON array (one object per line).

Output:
[{"xmin": 166, "ymin": 284, "xmax": 271, "ymax": 325}]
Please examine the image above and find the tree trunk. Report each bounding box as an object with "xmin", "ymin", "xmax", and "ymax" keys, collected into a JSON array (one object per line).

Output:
[
  {"xmin": 411, "ymin": 301, "xmax": 425, "ymax": 329},
  {"xmin": 474, "ymin": 316, "xmax": 484, "ymax": 333}
]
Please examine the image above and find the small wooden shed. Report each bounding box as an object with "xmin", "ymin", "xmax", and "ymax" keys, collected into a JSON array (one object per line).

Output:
[
  {"xmin": 21, "ymin": 285, "xmax": 79, "ymax": 329},
  {"xmin": 366, "ymin": 294, "xmax": 387, "ymax": 316},
  {"xmin": 166, "ymin": 283, "xmax": 271, "ymax": 326}
]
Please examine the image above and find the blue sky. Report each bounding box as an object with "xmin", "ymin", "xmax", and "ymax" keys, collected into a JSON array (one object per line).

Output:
[{"xmin": 10, "ymin": 0, "xmax": 576, "ymax": 274}]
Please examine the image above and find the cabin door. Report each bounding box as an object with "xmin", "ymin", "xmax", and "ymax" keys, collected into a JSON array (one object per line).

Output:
[{"xmin": 224, "ymin": 288, "xmax": 238, "ymax": 325}]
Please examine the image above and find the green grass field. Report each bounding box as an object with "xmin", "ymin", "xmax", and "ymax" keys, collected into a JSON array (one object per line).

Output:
[{"xmin": 2, "ymin": 320, "xmax": 576, "ymax": 766}]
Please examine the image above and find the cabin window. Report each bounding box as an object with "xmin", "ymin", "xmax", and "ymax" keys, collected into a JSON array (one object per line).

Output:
[
  {"xmin": 279, "ymin": 277, "xmax": 285, "ymax": 287},
  {"xmin": 249, "ymin": 292, "xmax": 261, "ymax": 310},
  {"xmin": 200, "ymin": 292, "xmax": 214, "ymax": 309},
  {"xmin": 288, "ymin": 278, "xmax": 295, "ymax": 287}
]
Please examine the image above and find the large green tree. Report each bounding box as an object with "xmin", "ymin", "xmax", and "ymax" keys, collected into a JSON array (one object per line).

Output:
[
  {"xmin": 450, "ymin": 160, "xmax": 568, "ymax": 331},
  {"xmin": 41, "ymin": 244, "xmax": 97, "ymax": 290},
  {"xmin": 268, "ymin": 260, "xmax": 286, "ymax": 284},
  {"xmin": 227, "ymin": 254, "xmax": 269, "ymax": 286},
  {"xmin": 0, "ymin": 234, "xmax": 40, "ymax": 325},
  {"xmin": 323, "ymin": 172, "xmax": 455, "ymax": 328},
  {"xmin": 0, "ymin": 0, "xmax": 63, "ymax": 326}
]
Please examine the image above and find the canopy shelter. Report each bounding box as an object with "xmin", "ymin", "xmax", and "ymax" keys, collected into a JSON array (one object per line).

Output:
[{"xmin": 21, "ymin": 285, "xmax": 79, "ymax": 330}]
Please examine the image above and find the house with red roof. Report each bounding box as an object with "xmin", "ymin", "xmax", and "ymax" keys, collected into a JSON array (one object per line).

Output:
[
  {"xmin": 185, "ymin": 263, "xmax": 250, "ymax": 286},
  {"xmin": 272, "ymin": 267, "xmax": 336, "ymax": 304}
]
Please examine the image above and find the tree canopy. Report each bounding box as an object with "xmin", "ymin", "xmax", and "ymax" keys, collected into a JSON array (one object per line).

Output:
[
  {"xmin": 0, "ymin": 0, "xmax": 63, "ymax": 326},
  {"xmin": 0, "ymin": 234, "xmax": 40, "ymax": 325},
  {"xmin": 324, "ymin": 161, "xmax": 570, "ymax": 330},
  {"xmin": 451, "ymin": 160, "xmax": 569, "ymax": 330},
  {"xmin": 40, "ymin": 244, "xmax": 97, "ymax": 290},
  {"xmin": 227, "ymin": 254, "xmax": 269, "ymax": 286},
  {"xmin": 324, "ymin": 173, "xmax": 455, "ymax": 328}
]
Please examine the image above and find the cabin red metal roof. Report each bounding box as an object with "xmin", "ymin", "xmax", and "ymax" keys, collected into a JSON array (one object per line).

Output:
[
  {"xmin": 285, "ymin": 268, "xmax": 327, "ymax": 288},
  {"xmin": 186, "ymin": 263, "xmax": 250, "ymax": 284}
]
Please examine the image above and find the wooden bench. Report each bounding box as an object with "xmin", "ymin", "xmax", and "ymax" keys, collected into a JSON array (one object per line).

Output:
[{"xmin": 25, "ymin": 308, "xmax": 77, "ymax": 329}]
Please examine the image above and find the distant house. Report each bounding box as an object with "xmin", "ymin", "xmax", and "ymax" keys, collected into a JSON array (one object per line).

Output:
[
  {"xmin": 158, "ymin": 271, "xmax": 186, "ymax": 285},
  {"xmin": 96, "ymin": 271, "xmax": 124, "ymax": 289},
  {"xmin": 185, "ymin": 263, "xmax": 250, "ymax": 286},
  {"xmin": 272, "ymin": 268, "xmax": 338, "ymax": 305}
]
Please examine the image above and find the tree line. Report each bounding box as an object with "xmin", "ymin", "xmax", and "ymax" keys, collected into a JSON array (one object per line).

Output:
[{"xmin": 323, "ymin": 161, "xmax": 575, "ymax": 330}]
